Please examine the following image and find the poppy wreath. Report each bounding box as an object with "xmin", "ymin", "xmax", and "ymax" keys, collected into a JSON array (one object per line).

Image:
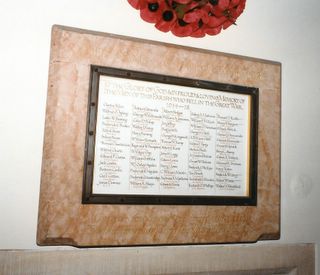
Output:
[{"xmin": 128, "ymin": 0, "xmax": 246, "ymax": 37}]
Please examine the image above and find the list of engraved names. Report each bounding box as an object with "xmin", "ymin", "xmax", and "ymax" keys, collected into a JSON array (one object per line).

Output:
[{"xmin": 93, "ymin": 76, "xmax": 251, "ymax": 197}]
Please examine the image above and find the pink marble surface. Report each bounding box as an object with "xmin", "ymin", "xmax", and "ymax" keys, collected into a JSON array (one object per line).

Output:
[{"xmin": 37, "ymin": 25, "xmax": 281, "ymax": 246}]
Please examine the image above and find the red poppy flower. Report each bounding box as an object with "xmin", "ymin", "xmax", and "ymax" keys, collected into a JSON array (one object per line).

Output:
[
  {"xmin": 207, "ymin": 14, "xmax": 227, "ymax": 28},
  {"xmin": 155, "ymin": 8, "xmax": 177, "ymax": 32},
  {"xmin": 190, "ymin": 24, "xmax": 206, "ymax": 38},
  {"xmin": 205, "ymin": 25, "xmax": 222, "ymax": 35},
  {"xmin": 190, "ymin": 20, "xmax": 222, "ymax": 37},
  {"xmin": 183, "ymin": 6, "xmax": 209, "ymax": 24},
  {"xmin": 208, "ymin": 0, "xmax": 246, "ymax": 29},
  {"xmin": 221, "ymin": 0, "xmax": 246, "ymax": 29},
  {"xmin": 140, "ymin": 1, "xmax": 165, "ymax": 23},
  {"xmin": 171, "ymin": 19, "xmax": 197, "ymax": 37},
  {"xmin": 232, "ymin": 0, "xmax": 246, "ymax": 18},
  {"xmin": 211, "ymin": 0, "xmax": 245, "ymax": 18}
]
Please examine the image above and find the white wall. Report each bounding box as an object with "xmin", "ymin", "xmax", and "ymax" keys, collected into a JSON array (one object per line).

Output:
[{"xmin": 0, "ymin": 0, "xmax": 319, "ymax": 271}]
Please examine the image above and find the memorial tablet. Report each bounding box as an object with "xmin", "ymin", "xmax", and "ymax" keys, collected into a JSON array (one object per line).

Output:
[
  {"xmin": 38, "ymin": 26, "xmax": 281, "ymax": 246},
  {"xmin": 82, "ymin": 66, "xmax": 258, "ymax": 205}
]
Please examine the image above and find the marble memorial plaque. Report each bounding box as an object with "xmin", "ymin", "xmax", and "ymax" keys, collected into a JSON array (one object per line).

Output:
[{"xmin": 37, "ymin": 25, "xmax": 281, "ymax": 246}]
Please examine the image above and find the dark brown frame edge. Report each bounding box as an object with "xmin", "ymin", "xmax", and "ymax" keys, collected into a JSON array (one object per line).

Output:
[{"xmin": 82, "ymin": 65, "xmax": 259, "ymax": 206}]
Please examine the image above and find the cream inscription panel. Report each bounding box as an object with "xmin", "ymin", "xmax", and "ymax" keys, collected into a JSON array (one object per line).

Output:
[{"xmin": 92, "ymin": 75, "xmax": 251, "ymax": 197}]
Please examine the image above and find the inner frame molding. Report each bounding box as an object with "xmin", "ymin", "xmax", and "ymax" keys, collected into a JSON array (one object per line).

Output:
[
  {"xmin": 37, "ymin": 25, "xmax": 281, "ymax": 246},
  {"xmin": 82, "ymin": 65, "xmax": 259, "ymax": 206}
]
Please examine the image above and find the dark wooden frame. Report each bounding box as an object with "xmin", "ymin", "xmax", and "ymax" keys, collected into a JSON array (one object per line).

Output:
[{"xmin": 82, "ymin": 65, "xmax": 259, "ymax": 206}]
